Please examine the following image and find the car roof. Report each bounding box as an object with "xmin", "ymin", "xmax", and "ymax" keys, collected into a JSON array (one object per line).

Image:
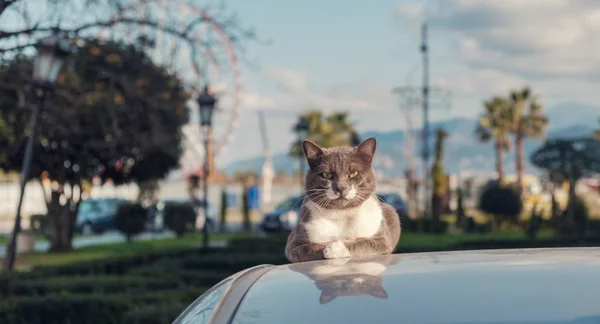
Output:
[{"xmin": 187, "ymin": 248, "xmax": 600, "ymax": 324}]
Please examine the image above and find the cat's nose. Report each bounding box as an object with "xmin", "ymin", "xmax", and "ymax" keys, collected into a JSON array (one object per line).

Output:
[{"xmin": 335, "ymin": 187, "xmax": 350, "ymax": 197}]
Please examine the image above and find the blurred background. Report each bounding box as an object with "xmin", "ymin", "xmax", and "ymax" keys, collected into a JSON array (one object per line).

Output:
[{"xmin": 0, "ymin": 0, "xmax": 599, "ymax": 323}]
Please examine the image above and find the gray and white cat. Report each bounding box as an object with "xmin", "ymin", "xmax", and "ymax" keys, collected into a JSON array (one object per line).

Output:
[{"xmin": 285, "ymin": 138, "xmax": 401, "ymax": 263}]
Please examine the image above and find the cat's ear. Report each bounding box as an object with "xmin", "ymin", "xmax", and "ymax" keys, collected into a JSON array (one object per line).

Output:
[
  {"xmin": 319, "ymin": 292, "xmax": 336, "ymax": 304},
  {"xmin": 303, "ymin": 140, "xmax": 324, "ymax": 162},
  {"xmin": 369, "ymin": 286, "xmax": 389, "ymax": 299},
  {"xmin": 356, "ymin": 137, "xmax": 376, "ymax": 159}
]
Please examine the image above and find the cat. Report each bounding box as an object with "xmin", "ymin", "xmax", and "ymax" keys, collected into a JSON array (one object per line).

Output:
[
  {"xmin": 285, "ymin": 138, "xmax": 401, "ymax": 263},
  {"xmin": 287, "ymin": 255, "xmax": 400, "ymax": 304}
]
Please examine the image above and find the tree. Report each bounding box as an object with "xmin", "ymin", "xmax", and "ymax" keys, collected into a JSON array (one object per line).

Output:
[
  {"xmin": 595, "ymin": 117, "xmax": 600, "ymax": 140},
  {"xmin": 475, "ymin": 96, "xmax": 512, "ymax": 183},
  {"xmin": 478, "ymin": 182, "xmax": 523, "ymax": 230},
  {"xmin": 0, "ymin": 39, "xmax": 189, "ymax": 251},
  {"xmin": 508, "ymin": 87, "xmax": 548, "ymax": 194},
  {"xmin": 289, "ymin": 110, "xmax": 359, "ymax": 158},
  {"xmin": 431, "ymin": 128, "xmax": 448, "ymax": 220},
  {"xmin": 530, "ymin": 137, "xmax": 600, "ymax": 223}
]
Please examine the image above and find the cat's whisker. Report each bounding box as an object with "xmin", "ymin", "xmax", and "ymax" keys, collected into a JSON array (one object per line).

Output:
[{"xmin": 290, "ymin": 197, "xmax": 306, "ymax": 211}]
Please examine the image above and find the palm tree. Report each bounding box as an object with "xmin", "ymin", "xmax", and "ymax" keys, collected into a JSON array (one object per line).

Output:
[
  {"xmin": 475, "ymin": 96, "xmax": 512, "ymax": 184},
  {"xmin": 508, "ymin": 87, "xmax": 548, "ymax": 194},
  {"xmin": 289, "ymin": 110, "xmax": 358, "ymax": 157}
]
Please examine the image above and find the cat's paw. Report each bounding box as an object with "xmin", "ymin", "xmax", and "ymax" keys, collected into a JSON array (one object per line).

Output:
[{"xmin": 323, "ymin": 240, "xmax": 351, "ymax": 259}]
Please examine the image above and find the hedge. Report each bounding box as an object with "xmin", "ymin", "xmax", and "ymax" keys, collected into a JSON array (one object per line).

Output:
[
  {"xmin": 0, "ymin": 275, "xmax": 182, "ymax": 298},
  {"xmin": 0, "ymin": 295, "xmax": 129, "ymax": 324},
  {"xmin": 0, "ymin": 288, "xmax": 206, "ymax": 324},
  {"xmin": 122, "ymin": 303, "xmax": 189, "ymax": 324}
]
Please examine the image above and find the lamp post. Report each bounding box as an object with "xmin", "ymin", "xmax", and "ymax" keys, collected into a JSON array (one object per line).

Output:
[
  {"xmin": 295, "ymin": 118, "xmax": 309, "ymax": 191},
  {"xmin": 197, "ymin": 85, "xmax": 217, "ymax": 249},
  {"xmin": 3, "ymin": 33, "xmax": 71, "ymax": 271}
]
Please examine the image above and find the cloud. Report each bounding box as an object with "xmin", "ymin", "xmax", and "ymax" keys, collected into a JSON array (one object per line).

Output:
[
  {"xmin": 395, "ymin": 0, "xmax": 600, "ymax": 105},
  {"xmin": 240, "ymin": 67, "xmax": 397, "ymax": 113},
  {"xmin": 266, "ymin": 68, "xmax": 309, "ymax": 93},
  {"xmin": 431, "ymin": 0, "xmax": 600, "ymax": 78}
]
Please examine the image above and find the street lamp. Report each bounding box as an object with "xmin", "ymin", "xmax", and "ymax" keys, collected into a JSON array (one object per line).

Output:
[
  {"xmin": 3, "ymin": 32, "xmax": 71, "ymax": 271},
  {"xmin": 196, "ymin": 85, "xmax": 217, "ymax": 249},
  {"xmin": 295, "ymin": 118, "xmax": 310, "ymax": 190}
]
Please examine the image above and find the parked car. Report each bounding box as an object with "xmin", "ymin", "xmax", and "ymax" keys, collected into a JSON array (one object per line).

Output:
[
  {"xmin": 173, "ymin": 248, "xmax": 600, "ymax": 323},
  {"xmin": 150, "ymin": 199, "xmax": 217, "ymax": 233},
  {"xmin": 376, "ymin": 192, "xmax": 408, "ymax": 216},
  {"xmin": 260, "ymin": 195, "xmax": 304, "ymax": 232},
  {"xmin": 76, "ymin": 198, "xmax": 129, "ymax": 235}
]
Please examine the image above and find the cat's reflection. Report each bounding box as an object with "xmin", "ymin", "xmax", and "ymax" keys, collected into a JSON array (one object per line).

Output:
[{"xmin": 288, "ymin": 255, "xmax": 400, "ymax": 304}]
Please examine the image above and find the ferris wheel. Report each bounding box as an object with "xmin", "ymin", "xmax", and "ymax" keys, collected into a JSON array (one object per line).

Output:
[{"xmin": 95, "ymin": 0, "xmax": 243, "ymax": 178}]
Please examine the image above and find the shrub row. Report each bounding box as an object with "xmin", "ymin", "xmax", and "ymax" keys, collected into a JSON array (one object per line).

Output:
[
  {"xmin": 15, "ymin": 247, "xmax": 210, "ymax": 279},
  {"xmin": 0, "ymin": 275, "xmax": 182, "ymax": 298},
  {"xmin": 0, "ymin": 248, "xmax": 290, "ymax": 324},
  {"xmin": 0, "ymin": 288, "xmax": 204, "ymax": 324}
]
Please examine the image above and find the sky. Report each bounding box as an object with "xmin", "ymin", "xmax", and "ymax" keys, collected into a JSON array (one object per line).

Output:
[
  {"xmin": 2, "ymin": 0, "xmax": 599, "ymax": 168},
  {"xmin": 210, "ymin": 0, "xmax": 600, "ymax": 165}
]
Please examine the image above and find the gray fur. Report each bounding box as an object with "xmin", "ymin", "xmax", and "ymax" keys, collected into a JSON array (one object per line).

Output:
[{"xmin": 285, "ymin": 138, "xmax": 402, "ymax": 263}]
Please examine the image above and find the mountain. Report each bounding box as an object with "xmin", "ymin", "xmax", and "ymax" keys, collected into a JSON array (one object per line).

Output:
[
  {"xmin": 546, "ymin": 102, "xmax": 599, "ymax": 130},
  {"xmin": 224, "ymin": 109, "xmax": 598, "ymax": 179}
]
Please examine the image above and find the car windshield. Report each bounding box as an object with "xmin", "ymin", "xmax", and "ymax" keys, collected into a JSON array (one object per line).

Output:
[
  {"xmin": 78, "ymin": 200, "xmax": 97, "ymax": 214},
  {"xmin": 276, "ymin": 196, "xmax": 302, "ymax": 211}
]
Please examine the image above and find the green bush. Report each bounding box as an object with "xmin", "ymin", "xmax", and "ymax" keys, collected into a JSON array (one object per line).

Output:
[
  {"xmin": 15, "ymin": 247, "xmax": 206, "ymax": 278},
  {"xmin": 114, "ymin": 203, "xmax": 149, "ymax": 242},
  {"xmin": 129, "ymin": 268, "xmax": 228, "ymax": 287},
  {"xmin": 123, "ymin": 303, "xmax": 188, "ymax": 324},
  {"xmin": 0, "ymin": 275, "xmax": 181, "ymax": 298},
  {"xmin": 415, "ymin": 218, "xmax": 448, "ymax": 234},
  {"xmin": 228, "ymin": 235, "xmax": 289, "ymax": 253},
  {"xmin": 478, "ymin": 182, "xmax": 523, "ymax": 229},
  {"xmin": 163, "ymin": 202, "xmax": 196, "ymax": 237},
  {"xmin": 0, "ymin": 289, "xmax": 205, "ymax": 324},
  {"xmin": 0, "ymin": 295, "xmax": 129, "ymax": 324}
]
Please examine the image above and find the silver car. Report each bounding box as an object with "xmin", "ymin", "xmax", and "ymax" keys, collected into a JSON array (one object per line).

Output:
[{"xmin": 173, "ymin": 248, "xmax": 600, "ymax": 323}]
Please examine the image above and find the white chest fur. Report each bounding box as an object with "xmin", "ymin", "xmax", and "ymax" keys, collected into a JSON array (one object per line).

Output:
[{"xmin": 304, "ymin": 196, "xmax": 383, "ymax": 243}]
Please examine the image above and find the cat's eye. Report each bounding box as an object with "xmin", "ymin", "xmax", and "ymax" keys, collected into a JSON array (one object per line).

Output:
[
  {"xmin": 349, "ymin": 171, "xmax": 358, "ymax": 178},
  {"xmin": 321, "ymin": 172, "xmax": 333, "ymax": 179}
]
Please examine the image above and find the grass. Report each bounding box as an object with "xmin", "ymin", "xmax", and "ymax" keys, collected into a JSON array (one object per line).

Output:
[
  {"xmin": 399, "ymin": 229, "xmax": 555, "ymax": 250},
  {"xmin": 3, "ymin": 232, "xmax": 252, "ymax": 269},
  {"xmin": 0, "ymin": 233, "xmax": 95, "ymax": 244}
]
